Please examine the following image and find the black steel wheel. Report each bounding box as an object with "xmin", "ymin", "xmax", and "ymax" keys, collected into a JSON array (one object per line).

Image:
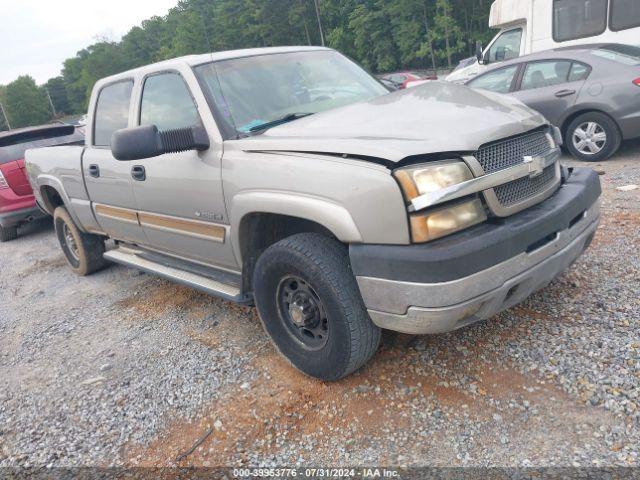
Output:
[
  {"xmin": 277, "ymin": 275, "xmax": 329, "ymax": 350},
  {"xmin": 253, "ymin": 233, "xmax": 381, "ymax": 381}
]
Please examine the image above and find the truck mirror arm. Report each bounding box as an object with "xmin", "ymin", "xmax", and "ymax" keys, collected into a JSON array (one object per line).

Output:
[{"xmin": 475, "ymin": 40, "xmax": 484, "ymax": 64}]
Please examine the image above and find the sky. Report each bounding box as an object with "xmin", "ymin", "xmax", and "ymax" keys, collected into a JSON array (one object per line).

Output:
[{"xmin": 0, "ymin": 0, "xmax": 179, "ymax": 85}]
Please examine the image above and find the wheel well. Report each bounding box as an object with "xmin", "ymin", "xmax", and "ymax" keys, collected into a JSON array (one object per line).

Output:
[
  {"xmin": 239, "ymin": 213, "xmax": 337, "ymax": 293},
  {"xmin": 40, "ymin": 186, "xmax": 64, "ymax": 213},
  {"xmin": 561, "ymin": 109, "xmax": 621, "ymax": 141}
]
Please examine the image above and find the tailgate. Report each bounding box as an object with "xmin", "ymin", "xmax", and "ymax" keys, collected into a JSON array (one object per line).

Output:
[{"xmin": 0, "ymin": 160, "xmax": 33, "ymax": 197}]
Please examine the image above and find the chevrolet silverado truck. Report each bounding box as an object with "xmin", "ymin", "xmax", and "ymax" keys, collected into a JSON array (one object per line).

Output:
[{"xmin": 25, "ymin": 47, "xmax": 601, "ymax": 380}]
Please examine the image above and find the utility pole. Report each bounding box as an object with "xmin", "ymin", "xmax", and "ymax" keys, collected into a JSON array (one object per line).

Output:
[
  {"xmin": 313, "ymin": 0, "xmax": 325, "ymax": 46},
  {"xmin": 44, "ymin": 87, "xmax": 57, "ymax": 118},
  {"xmin": 0, "ymin": 101, "xmax": 11, "ymax": 130}
]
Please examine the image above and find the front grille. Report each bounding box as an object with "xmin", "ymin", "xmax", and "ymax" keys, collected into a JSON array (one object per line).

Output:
[
  {"xmin": 474, "ymin": 128, "xmax": 558, "ymax": 212},
  {"xmin": 476, "ymin": 130, "xmax": 552, "ymax": 174},
  {"xmin": 494, "ymin": 165, "xmax": 557, "ymax": 206}
]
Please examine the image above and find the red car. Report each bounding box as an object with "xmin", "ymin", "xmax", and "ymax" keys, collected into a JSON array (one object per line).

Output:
[
  {"xmin": 0, "ymin": 125, "xmax": 84, "ymax": 242},
  {"xmin": 380, "ymin": 71, "xmax": 437, "ymax": 89}
]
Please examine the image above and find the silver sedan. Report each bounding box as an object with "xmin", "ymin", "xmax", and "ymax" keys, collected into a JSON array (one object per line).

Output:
[{"xmin": 467, "ymin": 43, "xmax": 640, "ymax": 161}]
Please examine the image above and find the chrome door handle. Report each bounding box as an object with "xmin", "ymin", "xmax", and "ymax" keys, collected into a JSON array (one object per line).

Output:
[
  {"xmin": 555, "ymin": 89, "xmax": 576, "ymax": 98},
  {"xmin": 131, "ymin": 165, "xmax": 146, "ymax": 181}
]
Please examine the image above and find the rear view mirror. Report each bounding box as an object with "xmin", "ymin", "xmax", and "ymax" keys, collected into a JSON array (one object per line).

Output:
[
  {"xmin": 111, "ymin": 124, "xmax": 209, "ymax": 161},
  {"xmin": 475, "ymin": 41, "xmax": 483, "ymax": 63}
]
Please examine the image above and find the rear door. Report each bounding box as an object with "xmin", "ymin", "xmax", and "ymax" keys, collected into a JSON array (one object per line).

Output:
[
  {"xmin": 83, "ymin": 80, "xmax": 148, "ymax": 244},
  {"xmin": 511, "ymin": 60, "xmax": 589, "ymax": 126},
  {"xmin": 128, "ymin": 69, "xmax": 235, "ymax": 268}
]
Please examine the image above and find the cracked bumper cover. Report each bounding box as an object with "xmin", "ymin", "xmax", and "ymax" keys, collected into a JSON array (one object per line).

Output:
[{"xmin": 350, "ymin": 167, "xmax": 601, "ymax": 335}]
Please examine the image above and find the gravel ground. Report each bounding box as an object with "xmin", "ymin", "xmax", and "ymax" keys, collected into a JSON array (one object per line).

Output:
[{"xmin": 0, "ymin": 141, "xmax": 639, "ymax": 468}]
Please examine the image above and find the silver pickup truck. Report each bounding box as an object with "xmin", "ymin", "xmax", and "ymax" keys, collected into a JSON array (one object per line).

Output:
[{"xmin": 26, "ymin": 46, "xmax": 601, "ymax": 380}]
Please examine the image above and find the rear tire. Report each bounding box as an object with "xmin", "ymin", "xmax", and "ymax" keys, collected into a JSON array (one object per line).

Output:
[
  {"xmin": 0, "ymin": 225, "xmax": 18, "ymax": 242},
  {"xmin": 253, "ymin": 233, "xmax": 381, "ymax": 381},
  {"xmin": 53, "ymin": 206, "xmax": 107, "ymax": 276},
  {"xmin": 565, "ymin": 112, "xmax": 621, "ymax": 162}
]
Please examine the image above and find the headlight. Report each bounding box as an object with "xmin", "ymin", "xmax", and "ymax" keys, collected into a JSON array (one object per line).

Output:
[
  {"xmin": 409, "ymin": 198, "xmax": 486, "ymax": 243},
  {"xmin": 394, "ymin": 161, "xmax": 486, "ymax": 243},
  {"xmin": 394, "ymin": 161, "xmax": 474, "ymax": 202},
  {"xmin": 551, "ymin": 126, "xmax": 563, "ymax": 147}
]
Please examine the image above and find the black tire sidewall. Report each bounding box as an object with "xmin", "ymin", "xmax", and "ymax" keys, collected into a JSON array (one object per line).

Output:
[
  {"xmin": 0, "ymin": 225, "xmax": 18, "ymax": 242},
  {"xmin": 565, "ymin": 113, "xmax": 621, "ymax": 162},
  {"xmin": 53, "ymin": 206, "xmax": 105, "ymax": 275},
  {"xmin": 54, "ymin": 209, "xmax": 82, "ymax": 270},
  {"xmin": 254, "ymin": 245, "xmax": 354, "ymax": 380}
]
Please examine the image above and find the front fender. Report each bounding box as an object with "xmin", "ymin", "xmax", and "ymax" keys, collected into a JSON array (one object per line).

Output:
[{"xmin": 230, "ymin": 191, "xmax": 363, "ymax": 262}]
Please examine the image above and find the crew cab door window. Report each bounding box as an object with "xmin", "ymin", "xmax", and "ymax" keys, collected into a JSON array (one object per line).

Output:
[
  {"xmin": 93, "ymin": 81, "xmax": 133, "ymax": 147},
  {"xmin": 467, "ymin": 65, "xmax": 518, "ymax": 94},
  {"xmin": 521, "ymin": 61, "xmax": 572, "ymax": 90},
  {"xmin": 140, "ymin": 73, "xmax": 200, "ymax": 130},
  {"xmin": 553, "ymin": 0, "xmax": 607, "ymax": 42},
  {"xmin": 485, "ymin": 29, "xmax": 522, "ymax": 64}
]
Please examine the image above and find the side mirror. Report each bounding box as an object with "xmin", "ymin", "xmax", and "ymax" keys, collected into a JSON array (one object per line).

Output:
[
  {"xmin": 111, "ymin": 124, "xmax": 209, "ymax": 161},
  {"xmin": 475, "ymin": 41, "xmax": 483, "ymax": 63}
]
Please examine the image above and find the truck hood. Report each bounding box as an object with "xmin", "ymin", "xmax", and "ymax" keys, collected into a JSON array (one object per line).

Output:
[{"xmin": 231, "ymin": 81, "xmax": 547, "ymax": 164}]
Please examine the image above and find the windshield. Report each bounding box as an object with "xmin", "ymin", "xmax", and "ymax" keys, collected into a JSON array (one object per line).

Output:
[{"xmin": 194, "ymin": 50, "xmax": 387, "ymax": 137}]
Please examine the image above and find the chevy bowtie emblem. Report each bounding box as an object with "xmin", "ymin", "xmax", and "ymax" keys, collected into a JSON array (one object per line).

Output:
[{"xmin": 523, "ymin": 155, "xmax": 545, "ymax": 178}]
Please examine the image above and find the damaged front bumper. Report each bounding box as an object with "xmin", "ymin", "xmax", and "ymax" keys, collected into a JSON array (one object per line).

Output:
[{"xmin": 350, "ymin": 167, "xmax": 601, "ymax": 335}]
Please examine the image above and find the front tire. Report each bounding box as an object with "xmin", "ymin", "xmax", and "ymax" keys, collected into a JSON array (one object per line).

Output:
[
  {"xmin": 53, "ymin": 206, "xmax": 107, "ymax": 276},
  {"xmin": 253, "ymin": 233, "xmax": 381, "ymax": 381},
  {"xmin": 0, "ymin": 225, "xmax": 18, "ymax": 242},
  {"xmin": 565, "ymin": 112, "xmax": 621, "ymax": 162}
]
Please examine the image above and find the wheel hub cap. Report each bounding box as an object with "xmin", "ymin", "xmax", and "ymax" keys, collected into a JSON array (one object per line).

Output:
[
  {"xmin": 277, "ymin": 276, "xmax": 328, "ymax": 350},
  {"xmin": 63, "ymin": 224, "xmax": 79, "ymax": 261},
  {"xmin": 573, "ymin": 122, "xmax": 606, "ymax": 155}
]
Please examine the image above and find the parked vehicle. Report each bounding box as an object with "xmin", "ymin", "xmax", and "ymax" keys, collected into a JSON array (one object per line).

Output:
[
  {"xmin": 466, "ymin": 43, "xmax": 640, "ymax": 161},
  {"xmin": 26, "ymin": 47, "xmax": 601, "ymax": 380},
  {"xmin": 379, "ymin": 71, "xmax": 434, "ymax": 89},
  {"xmin": 447, "ymin": 0, "xmax": 640, "ymax": 83},
  {"xmin": 0, "ymin": 124, "xmax": 84, "ymax": 241}
]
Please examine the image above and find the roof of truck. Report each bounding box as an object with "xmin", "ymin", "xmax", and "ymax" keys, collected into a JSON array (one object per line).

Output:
[
  {"xmin": 489, "ymin": 0, "xmax": 533, "ymax": 28},
  {"xmin": 95, "ymin": 46, "xmax": 332, "ymax": 86}
]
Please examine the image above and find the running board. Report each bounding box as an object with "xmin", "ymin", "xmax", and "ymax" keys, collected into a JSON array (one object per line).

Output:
[{"xmin": 104, "ymin": 248, "xmax": 250, "ymax": 304}]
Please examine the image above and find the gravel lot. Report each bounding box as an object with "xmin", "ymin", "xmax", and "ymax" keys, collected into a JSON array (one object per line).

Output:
[{"xmin": 1, "ymin": 141, "xmax": 639, "ymax": 468}]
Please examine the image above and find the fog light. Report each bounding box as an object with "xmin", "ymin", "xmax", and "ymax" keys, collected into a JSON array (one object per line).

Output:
[{"xmin": 410, "ymin": 198, "xmax": 486, "ymax": 243}]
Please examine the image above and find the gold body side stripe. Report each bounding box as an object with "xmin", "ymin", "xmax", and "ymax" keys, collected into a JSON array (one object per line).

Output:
[
  {"xmin": 138, "ymin": 212, "xmax": 226, "ymax": 243},
  {"xmin": 94, "ymin": 204, "xmax": 139, "ymax": 224},
  {"xmin": 93, "ymin": 203, "xmax": 225, "ymax": 243}
]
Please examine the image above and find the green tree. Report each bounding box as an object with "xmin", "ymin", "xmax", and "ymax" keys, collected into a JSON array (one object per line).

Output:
[
  {"xmin": 348, "ymin": 2, "xmax": 399, "ymax": 72},
  {"xmin": 44, "ymin": 77, "xmax": 71, "ymax": 116},
  {"xmin": 0, "ymin": 85, "xmax": 10, "ymax": 131},
  {"xmin": 3, "ymin": 76, "xmax": 52, "ymax": 128},
  {"xmin": 432, "ymin": 0, "xmax": 465, "ymax": 68},
  {"xmin": 5, "ymin": 0, "xmax": 493, "ymax": 113}
]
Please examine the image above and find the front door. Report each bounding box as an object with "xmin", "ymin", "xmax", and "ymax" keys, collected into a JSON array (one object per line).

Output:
[
  {"xmin": 83, "ymin": 80, "xmax": 148, "ymax": 244},
  {"xmin": 512, "ymin": 60, "xmax": 588, "ymax": 126},
  {"xmin": 129, "ymin": 70, "xmax": 237, "ymax": 270}
]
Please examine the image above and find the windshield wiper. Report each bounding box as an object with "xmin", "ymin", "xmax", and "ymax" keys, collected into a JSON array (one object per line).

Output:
[{"xmin": 249, "ymin": 113, "xmax": 313, "ymax": 132}]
